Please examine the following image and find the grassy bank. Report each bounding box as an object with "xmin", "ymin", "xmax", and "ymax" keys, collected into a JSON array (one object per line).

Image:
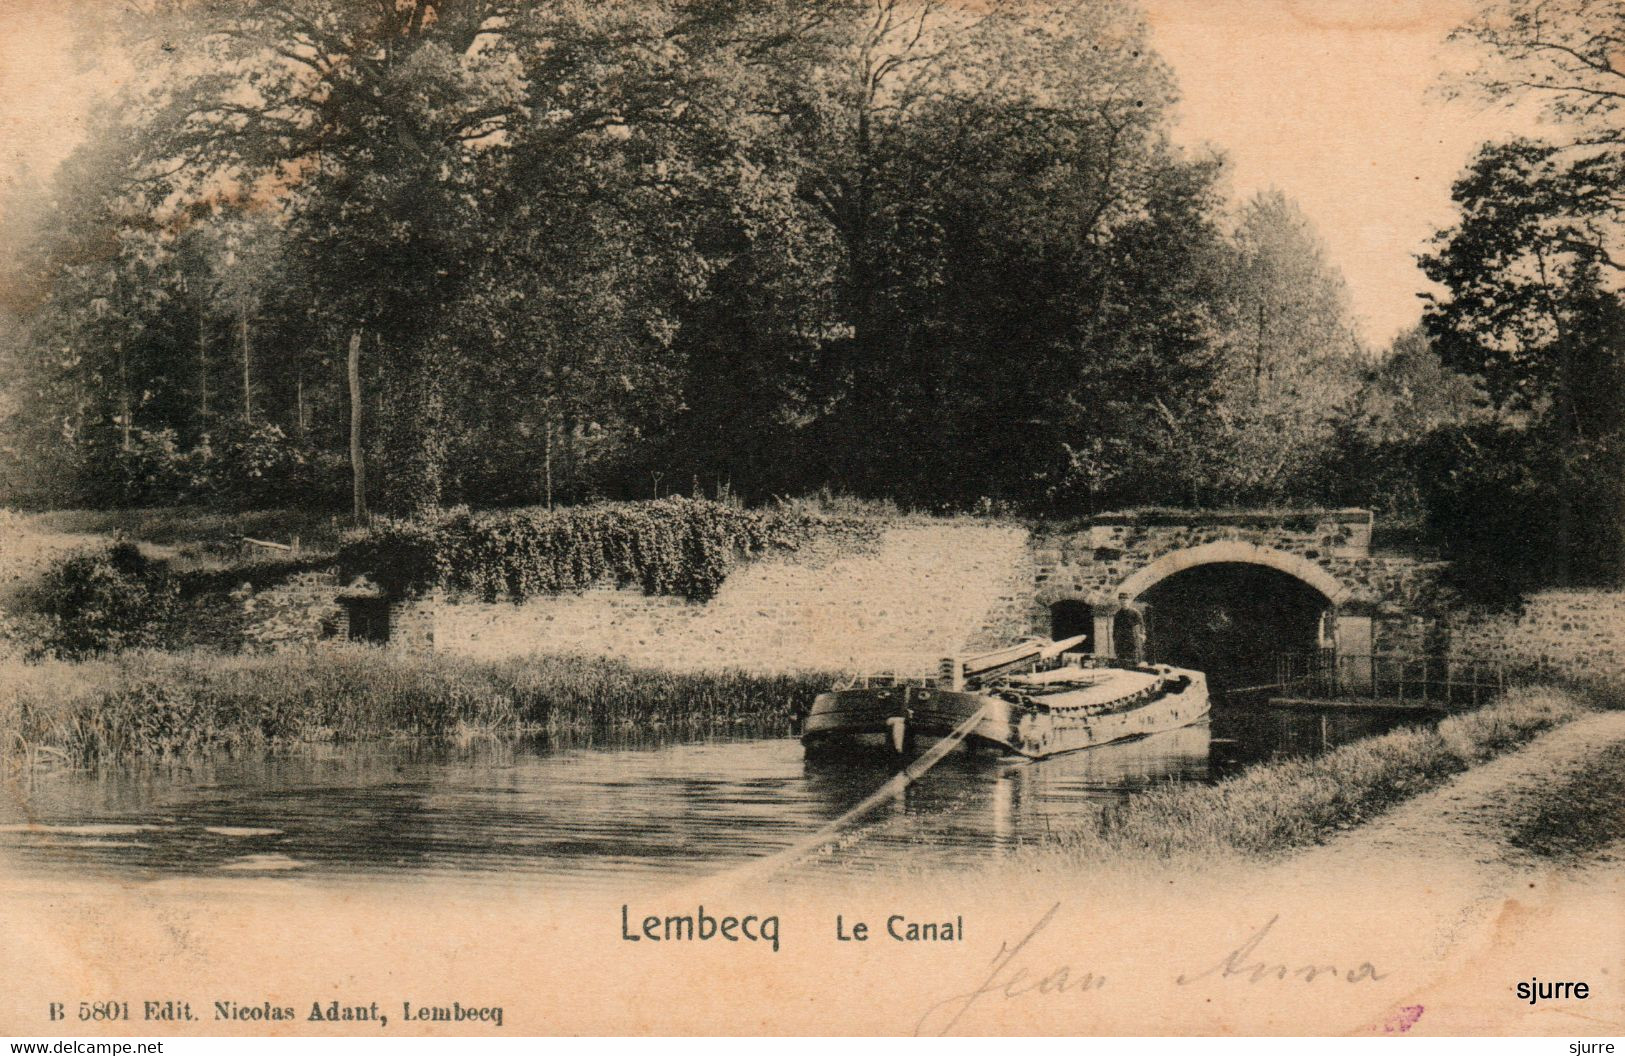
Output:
[
  {"xmin": 2, "ymin": 647, "xmax": 829, "ymax": 767},
  {"xmin": 2, "ymin": 506, "xmax": 345, "ymax": 660},
  {"xmin": 11, "ymin": 506, "xmax": 347, "ymax": 554},
  {"xmin": 1505, "ymin": 739, "xmax": 1625, "ymax": 860},
  {"xmin": 4, "ymin": 506, "xmax": 345, "ymax": 589},
  {"xmin": 1038, "ymin": 682, "xmax": 1615, "ymax": 864}
]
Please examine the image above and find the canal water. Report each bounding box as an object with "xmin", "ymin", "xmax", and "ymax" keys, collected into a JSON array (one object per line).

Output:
[{"xmin": 0, "ymin": 701, "xmax": 1428, "ymax": 889}]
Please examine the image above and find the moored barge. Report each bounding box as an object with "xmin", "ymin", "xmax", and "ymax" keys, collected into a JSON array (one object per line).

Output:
[{"xmin": 800, "ymin": 635, "xmax": 1209, "ymax": 759}]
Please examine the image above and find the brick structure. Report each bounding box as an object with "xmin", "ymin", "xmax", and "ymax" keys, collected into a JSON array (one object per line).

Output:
[
  {"xmin": 242, "ymin": 506, "xmax": 1619, "ymax": 686},
  {"xmin": 217, "ymin": 507, "xmax": 1613, "ymax": 686},
  {"xmin": 364, "ymin": 509, "xmax": 1453, "ymax": 680}
]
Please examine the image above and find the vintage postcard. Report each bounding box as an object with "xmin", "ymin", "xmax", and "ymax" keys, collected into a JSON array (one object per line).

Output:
[{"xmin": 1, "ymin": 0, "xmax": 1622, "ymax": 1040}]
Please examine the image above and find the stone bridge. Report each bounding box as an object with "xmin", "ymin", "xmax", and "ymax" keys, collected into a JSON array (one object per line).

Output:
[{"xmin": 1023, "ymin": 509, "xmax": 1445, "ymax": 687}]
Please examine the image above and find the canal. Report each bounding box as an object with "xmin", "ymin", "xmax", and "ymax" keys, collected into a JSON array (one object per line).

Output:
[{"xmin": 0, "ymin": 700, "xmax": 1428, "ymax": 888}]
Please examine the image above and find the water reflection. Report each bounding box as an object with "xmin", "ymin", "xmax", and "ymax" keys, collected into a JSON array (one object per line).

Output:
[{"xmin": 0, "ymin": 702, "xmax": 1430, "ymax": 888}]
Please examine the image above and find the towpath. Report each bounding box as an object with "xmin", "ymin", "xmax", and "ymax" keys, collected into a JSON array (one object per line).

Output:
[
  {"xmin": 1271, "ymin": 708, "xmax": 1625, "ymax": 1035},
  {"xmin": 1295, "ymin": 708, "xmax": 1625, "ymax": 877}
]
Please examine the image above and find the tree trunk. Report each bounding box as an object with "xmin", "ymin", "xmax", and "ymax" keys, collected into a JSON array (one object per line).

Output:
[
  {"xmin": 348, "ymin": 330, "xmax": 368, "ymax": 525},
  {"xmin": 375, "ymin": 332, "xmax": 386, "ymax": 423},
  {"xmin": 117, "ymin": 337, "xmax": 131, "ymax": 452},
  {"xmin": 295, "ymin": 365, "xmax": 305, "ymax": 437},
  {"xmin": 1254, "ymin": 301, "xmax": 1267, "ymax": 404},
  {"xmin": 1537, "ymin": 254, "xmax": 1577, "ymax": 585},
  {"xmin": 1554, "ymin": 335, "xmax": 1577, "ymax": 585},
  {"xmin": 1618, "ymin": 454, "xmax": 1625, "ymax": 586},
  {"xmin": 239, "ymin": 310, "xmax": 254, "ymax": 423},
  {"xmin": 198, "ymin": 314, "xmax": 210, "ymax": 427},
  {"xmin": 564, "ymin": 414, "xmax": 578, "ymax": 506},
  {"xmin": 543, "ymin": 422, "xmax": 553, "ymax": 511}
]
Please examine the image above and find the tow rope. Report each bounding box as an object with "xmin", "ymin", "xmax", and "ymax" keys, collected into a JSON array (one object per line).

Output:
[{"xmin": 696, "ymin": 701, "xmax": 994, "ymax": 893}]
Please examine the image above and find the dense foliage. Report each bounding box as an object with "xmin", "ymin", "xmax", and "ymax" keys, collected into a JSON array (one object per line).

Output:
[
  {"xmin": 337, "ymin": 497, "xmax": 873, "ymax": 601},
  {"xmin": 1408, "ymin": 0, "xmax": 1625, "ymax": 592},
  {"xmin": 0, "ymin": 0, "xmax": 1369, "ymax": 518},
  {"xmin": 1419, "ymin": 150, "xmax": 1624, "ymax": 588},
  {"xmin": 88, "ymin": 422, "xmax": 332, "ymax": 509},
  {"xmin": 33, "ymin": 543, "xmax": 180, "ymax": 659},
  {"xmin": 0, "ymin": 0, "xmax": 1617, "ymax": 599}
]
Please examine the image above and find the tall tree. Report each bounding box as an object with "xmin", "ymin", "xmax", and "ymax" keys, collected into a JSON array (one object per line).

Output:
[
  {"xmin": 2, "ymin": 109, "xmax": 186, "ymax": 503},
  {"xmin": 0, "ymin": 0, "xmax": 1294, "ymax": 517},
  {"xmin": 126, "ymin": 0, "xmax": 533, "ymax": 508},
  {"xmin": 1421, "ymin": 139, "xmax": 1625, "ymax": 583},
  {"xmin": 1350, "ymin": 325, "xmax": 1487, "ymax": 446},
  {"xmin": 676, "ymin": 0, "xmax": 1225, "ymax": 511},
  {"xmin": 1169, "ymin": 191, "xmax": 1364, "ymax": 506}
]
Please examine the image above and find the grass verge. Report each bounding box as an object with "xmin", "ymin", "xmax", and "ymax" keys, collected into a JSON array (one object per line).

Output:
[
  {"xmin": 1504, "ymin": 739, "xmax": 1625, "ymax": 860},
  {"xmin": 1040, "ymin": 682, "xmax": 1613, "ymax": 863},
  {"xmin": 2, "ymin": 647, "xmax": 828, "ymax": 767},
  {"xmin": 3, "ymin": 507, "xmax": 346, "ymax": 659},
  {"xmin": 11, "ymin": 507, "xmax": 347, "ymax": 553}
]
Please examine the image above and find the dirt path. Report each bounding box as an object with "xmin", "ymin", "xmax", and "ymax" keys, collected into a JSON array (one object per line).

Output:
[
  {"xmin": 1268, "ymin": 709, "xmax": 1625, "ymax": 1035},
  {"xmin": 1299, "ymin": 708, "xmax": 1625, "ymax": 878}
]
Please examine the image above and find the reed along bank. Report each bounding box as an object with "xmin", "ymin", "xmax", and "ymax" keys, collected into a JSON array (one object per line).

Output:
[{"xmin": 2, "ymin": 647, "xmax": 830, "ymax": 766}]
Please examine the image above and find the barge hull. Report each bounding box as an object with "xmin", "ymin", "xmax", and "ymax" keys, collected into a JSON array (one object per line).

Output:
[
  {"xmin": 800, "ymin": 672, "xmax": 1209, "ymax": 760},
  {"xmin": 800, "ymin": 687, "xmax": 1008, "ymax": 756}
]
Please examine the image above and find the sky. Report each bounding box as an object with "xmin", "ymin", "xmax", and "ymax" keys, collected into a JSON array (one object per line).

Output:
[
  {"xmin": 1145, "ymin": 0, "xmax": 1541, "ymax": 347},
  {"xmin": 0, "ymin": 2, "xmax": 100, "ymax": 184},
  {"xmin": 0, "ymin": 0, "xmax": 1544, "ymax": 349}
]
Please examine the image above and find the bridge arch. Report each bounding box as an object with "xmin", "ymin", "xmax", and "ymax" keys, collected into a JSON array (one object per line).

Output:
[
  {"xmin": 1113, "ymin": 541, "xmax": 1354, "ymax": 608},
  {"xmin": 1093, "ymin": 542, "xmax": 1367, "ymax": 693}
]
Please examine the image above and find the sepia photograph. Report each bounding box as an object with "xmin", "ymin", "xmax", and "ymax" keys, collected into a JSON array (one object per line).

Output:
[{"xmin": 0, "ymin": 0, "xmax": 1621, "ymax": 1040}]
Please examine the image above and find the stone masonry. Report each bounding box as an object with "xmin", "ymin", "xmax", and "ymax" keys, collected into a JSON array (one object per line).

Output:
[
  {"xmin": 412, "ymin": 523, "xmax": 1032, "ymax": 676},
  {"xmin": 283, "ymin": 506, "xmax": 1612, "ymax": 685},
  {"xmin": 363, "ymin": 509, "xmax": 1455, "ymax": 676},
  {"xmin": 1028, "ymin": 509, "xmax": 1445, "ymax": 662},
  {"xmin": 1445, "ymin": 590, "xmax": 1625, "ymax": 683}
]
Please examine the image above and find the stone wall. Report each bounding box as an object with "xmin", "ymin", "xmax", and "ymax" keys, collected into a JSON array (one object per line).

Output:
[
  {"xmin": 1024, "ymin": 509, "xmax": 1449, "ymax": 660},
  {"xmin": 1444, "ymin": 590, "xmax": 1625, "ymax": 682},
  {"xmin": 224, "ymin": 511, "xmax": 1620, "ymax": 690},
  {"xmin": 306, "ymin": 509, "xmax": 1444, "ymax": 671},
  {"xmin": 963, "ymin": 543, "xmax": 1040, "ymax": 652},
  {"xmin": 237, "ymin": 570, "xmax": 345, "ymax": 651},
  {"xmin": 412, "ymin": 523, "xmax": 1034, "ymax": 675},
  {"xmin": 1030, "ymin": 509, "xmax": 1385, "ymax": 612},
  {"xmin": 226, "ymin": 508, "xmax": 1479, "ymax": 677}
]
